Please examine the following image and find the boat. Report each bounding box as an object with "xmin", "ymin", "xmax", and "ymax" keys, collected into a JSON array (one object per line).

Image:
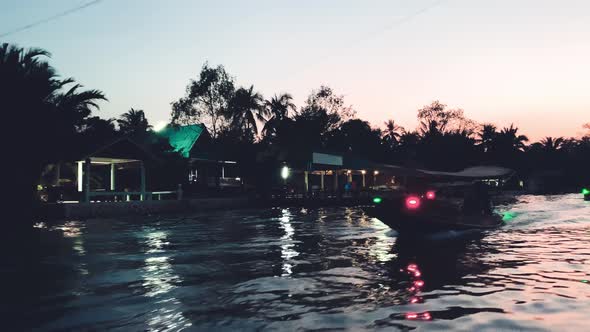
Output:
[{"xmin": 363, "ymin": 166, "xmax": 513, "ymax": 234}]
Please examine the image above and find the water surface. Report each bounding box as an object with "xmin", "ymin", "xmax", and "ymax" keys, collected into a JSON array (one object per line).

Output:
[{"xmin": 6, "ymin": 194, "xmax": 590, "ymax": 331}]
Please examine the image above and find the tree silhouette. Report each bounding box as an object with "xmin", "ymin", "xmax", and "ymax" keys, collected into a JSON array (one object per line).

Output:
[
  {"xmin": 227, "ymin": 85, "xmax": 266, "ymax": 141},
  {"xmin": 171, "ymin": 63, "xmax": 235, "ymax": 138},
  {"xmin": 382, "ymin": 119, "xmax": 404, "ymax": 148},
  {"xmin": 117, "ymin": 108, "xmax": 152, "ymax": 134},
  {"xmin": 1, "ymin": 43, "xmax": 106, "ymax": 220},
  {"xmin": 262, "ymin": 93, "xmax": 296, "ymax": 139},
  {"xmin": 478, "ymin": 124, "xmax": 497, "ymax": 153},
  {"xmin": 539, "ymin": 136, "xmax": 564, "ymax": 152}
]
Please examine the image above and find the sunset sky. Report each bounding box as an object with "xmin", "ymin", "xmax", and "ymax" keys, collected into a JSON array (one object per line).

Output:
[{"xmin": 2, "ymin": 0, "xmax": 589, "ymax": 140}]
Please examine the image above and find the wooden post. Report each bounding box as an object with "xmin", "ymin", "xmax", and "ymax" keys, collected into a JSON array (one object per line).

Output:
[
  {"xmin": 333, "ymin": 171, "xmax": 338, "ymax": 193},
  {"xmin": 304, "ymin": 171, "xmax": 309, "ymax": 193},
  {"xmin": 84, "ymin": 158, "xmax": 91, "ymax": 202},
  {"xmin": 362, "ymin": 173, "xmax": 366, "ymax": 188},
  {"xmin": 140, "ymin": 161, "xmax": 146, "ymax": 201},
  {"xmin": 110, "ymin": 163, "xmax": 116, "ymax": 191},
  {"xmin": 320, "ymin": 171, "xmax": 325, "ymax": 191}
]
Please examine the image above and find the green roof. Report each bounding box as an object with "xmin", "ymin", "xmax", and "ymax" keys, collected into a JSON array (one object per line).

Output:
[{"xmin": 156, "ymin": 124, "xmax": 204, "ymax": 158}]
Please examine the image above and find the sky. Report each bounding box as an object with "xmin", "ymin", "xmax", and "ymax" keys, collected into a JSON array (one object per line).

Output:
[{"xmin": 2, "ymin": 0, "xmax": 589, "ymax": 140}]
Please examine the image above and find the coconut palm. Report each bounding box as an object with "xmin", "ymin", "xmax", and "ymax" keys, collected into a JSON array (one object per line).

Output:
[
  {"xmin": 117, "ymin": 108, "xmax": 152, "ymax": 134},
  {"xmin": 540, "ymin": 136, "xmax": 564, "ymax": 152},
  {"xmin": 382, "ymin": 119, "xmax": 404, "ymax": 148},
  {"xmin": 478, "ymin": 124, "xmax": 497, "ymax": 153},
  {"xmin": 498, "ymin": 124, "xmax": 529, "ymax": 152},
  {"xmin": 1, "ymin": 43, "xmax": 106, "ymax": 213},
  {"xmin": 262, "ymin": 93, "xmax": 296, "ymax": 138},
  {"xmin": 227, "ymin": 85, "xmax": 266, "ymax": 138}
]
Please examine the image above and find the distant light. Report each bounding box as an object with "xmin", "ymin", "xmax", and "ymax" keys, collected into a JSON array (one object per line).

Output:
[
  {"xmin": 361, "ymin": 170, "xmax": 366, "ymax": 175},
  {"xmin": 281, "ymin": 166, "xmax": 290, "ymax": 180},
  {"xmin": 582, "ymin": 280, "xmax": 589, "ymax": 283},
  {"xmin": 374, "ymin": 170, "xmax": 379, "ymax": 175},
  {"xmin": 407, "ymin": 264, "xmax": 418, "ymax": 272},
  {"xmin": 422, "ymin": 312, "xmax": 432, "ymax": 320},
  {"xmin": 582, "ymin": 188, "xmax": 590, "ymax": 195},
  {"xmin": 406, "ymin": 313, "xmax": 418, "ymax": 320},
  {"xmin": 502, "ymin": 212, "xmax": 516, "ymax": 222},
  {"xmin": 414, "ymin": 280, "xmax": 424, "ymax": 287},
  {"xmin": 347, "ymin": 170, "xmax": 352, "ymax": 175},
  {"xmin": 405, "ymin": 196, "xmax": 421, "ymax": 209},
  {"xmin": 373, "ymin": 197, "xmax": 382, "ymax": 204},
  {"xmin": 154, "ymin": 121, "xmax": 167, "ymax": 132},
  {"xmin": 426, "ymin": 190, "xmax": 436, "ymax": 200},
  {"xmin": 235, "ymin": 177, "xmax": 241, "ymax": 181}
]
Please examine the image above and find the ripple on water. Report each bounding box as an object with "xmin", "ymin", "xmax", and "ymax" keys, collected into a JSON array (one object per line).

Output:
[{"xmin": 12, "ymin": 194, "xmax": 590, "ymax": 331}]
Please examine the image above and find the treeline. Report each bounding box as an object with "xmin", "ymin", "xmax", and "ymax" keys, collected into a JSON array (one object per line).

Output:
[
  {"xmin": 170, "ymin": 63, "xmax": 590, "ymax": 190},
  {"xmin": 3, "ymin": 42, "xmax": 590, "ymax": 217}
]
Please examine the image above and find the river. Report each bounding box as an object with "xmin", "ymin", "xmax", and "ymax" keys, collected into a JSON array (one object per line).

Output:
[{"xmin": 6, "ymin": 194, "xmax": 590, "ymax": 331}]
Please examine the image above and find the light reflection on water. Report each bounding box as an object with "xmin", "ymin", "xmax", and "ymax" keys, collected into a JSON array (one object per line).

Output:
[{"xmin": 14, "ymin": 194, "xmax": 590, "ymax": 331}]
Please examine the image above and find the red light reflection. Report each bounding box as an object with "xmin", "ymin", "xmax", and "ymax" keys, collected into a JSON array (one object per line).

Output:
[{"xmin": 403, "ymin": 262, "xmax": 432, "ymax": 321}]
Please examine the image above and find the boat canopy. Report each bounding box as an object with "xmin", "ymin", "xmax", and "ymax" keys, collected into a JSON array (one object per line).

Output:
[{"xmin": 419, "ymin": 166, "xmax": 515, "ymax": 179}]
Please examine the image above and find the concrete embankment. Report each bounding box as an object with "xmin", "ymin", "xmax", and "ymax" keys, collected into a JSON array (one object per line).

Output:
[{"xmin": 39, "ymin": 197, "xmax": 255, "ymax": 219}]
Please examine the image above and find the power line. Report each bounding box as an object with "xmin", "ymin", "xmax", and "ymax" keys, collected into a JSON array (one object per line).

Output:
[{"xmin": 0, "ymin": 0, "xmax": 105, "ymax": 38}]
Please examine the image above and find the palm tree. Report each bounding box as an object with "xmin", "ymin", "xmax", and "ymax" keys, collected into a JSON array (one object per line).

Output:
[
  {"xmin": 478, "ymin": 124, "xmax": 497, "ymax": 153},
  {"xmin": 382, "ymin": 119, "xmax": 404, "ymax": 148},
  {"xmin": 540, "ymin": 136, "xmax": 564, "ymax": 152},
  {"xmin": 117, "ymin": 108, "xmax": 152, "ymax": 134},
  {"xmin": 1, "ymin": 43, "xmax": 106, "ymax": 215},
  {"xmin": 262, "ymin": 93, "xmax": 295, "ymax": 138},
  {"xmin": 499, "ymin": 124, "xmax": 529, "ymax": 151},
  {"xmin": 227, "ymin": 85, "xmax": 265, "ymax": 138}
]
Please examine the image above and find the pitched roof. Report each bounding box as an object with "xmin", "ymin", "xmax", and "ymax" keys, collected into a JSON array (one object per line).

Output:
[{"xmin": 155, "ymin": 124, "xmax": 205, "ymax": 158}]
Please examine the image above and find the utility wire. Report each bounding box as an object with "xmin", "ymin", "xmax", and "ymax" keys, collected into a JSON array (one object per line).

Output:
[{"xmin": 0, "ymin": 0, "xmax": 104, "ymax": 38}]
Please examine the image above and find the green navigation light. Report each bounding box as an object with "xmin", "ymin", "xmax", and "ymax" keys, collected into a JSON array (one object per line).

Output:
[
  {"xmin": 502, "ymin": 212, "xmax": 516, "ymax": 222},
  {"xmin": 582, "ymin": 280, "xmax": 589, "ymax": 283},
  {"xmin": 582, "ymin": 188, "xmax": 590, "ymax": 195},
  {"xmin": 373, "ymin": 197, "xmax": 383, "ymax": 204}
]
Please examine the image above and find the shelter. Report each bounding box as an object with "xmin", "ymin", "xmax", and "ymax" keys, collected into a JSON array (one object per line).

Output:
[
  {"xmin": 155, "ymin": 124, "xmax": 241, "ymax": 190},
  {"xmin": 75, "ymin": 136, "xmax": 159, "ymax": 202}
]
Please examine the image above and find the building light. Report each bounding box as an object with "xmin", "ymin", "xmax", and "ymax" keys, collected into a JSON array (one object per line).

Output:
[
  {"xmin": 347, "ymin": 170, "xmax": 352, "ymax": 175},
  {"xmin": 154, "ymin": 121, "xmax": 167, "ymax": 132},
  {"xmin": 281, "ymin": 166, "xmax": 290, "ymax": 180},
  {"xmin": 374, "ymin": 170, "xmax": 379, "ymax": 175},
  {"xmin": 361, "ymin": 170, "xmax": 366, "ymax": 175}
]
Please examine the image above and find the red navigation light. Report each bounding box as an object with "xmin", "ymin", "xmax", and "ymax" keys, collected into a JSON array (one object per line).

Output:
[
  {"xmin": 405, "ymin": 196, "xmax": 421, "ymax": 209},
  {"xmin": 426, "ymin": 190, "xmax": 436, "ymax": 200}
]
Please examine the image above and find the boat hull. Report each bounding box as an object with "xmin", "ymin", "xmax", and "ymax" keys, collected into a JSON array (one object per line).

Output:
[{"xmin": 363, "ymin": 205, "xmax": 503, "ymax": 234}]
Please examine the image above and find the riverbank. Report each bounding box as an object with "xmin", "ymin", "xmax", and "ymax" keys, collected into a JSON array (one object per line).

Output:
[{"xmin": 36, "ymin": 195, "xmax": 375, "ymax": 220}]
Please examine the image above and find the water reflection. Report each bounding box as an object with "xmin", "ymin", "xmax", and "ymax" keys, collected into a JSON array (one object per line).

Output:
[
  {"xmin": 279, "ymin": 209, "xmax": 299, "ymax": 276},
  {"xmin": 24, "ymin": 194, "xmax": 590, "ymax": 331},
  {"xmin": 139, "ymin": 227, "xmax": 191, "ymax": 330}
]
